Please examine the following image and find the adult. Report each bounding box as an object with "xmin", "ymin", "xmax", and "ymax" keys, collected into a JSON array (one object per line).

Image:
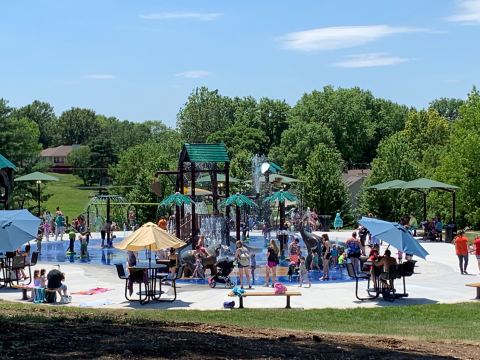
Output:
[
  {"xmin": 309, "ymin": 208, "xmax": 318, "ymax": 231},
  {"xmin": 409, "ymin": 214, "xmax": 418, "ymax": 236},
  {"xmin": 454, "ymin": 231, "xmax": 469, "ymax": 274},
  {"xmin": 375, "ymin": 249, "xmax": 397, "ymax": 287},
  {"xmin": 47, "ymin": 268, "xmax": 69, "ymax": 298},
  {"xmin": 54, "ymin": 212, "xmax": 65, "ymax": 241},
  {"xmin": 435, "ymin": 217, "xmax": 443, "ymax": 242},
  {"xmin": 321, "ymin": 234, "xmax": 331, "ymax": 281},
  {"xmin": 358, "ymin": 225, "xmax": 369, "ymax": 255},
  {"xmin": 265, "ymin": 239, "xmax": 279, "ymax": 287},
  {"xmin": 235, "ymin": 240, "xmax": 251, "ymax": 289},
  {"xmin": 346, "ymin": 232, "xmax": 362, "ymax": 273},
  {"xmin": 473, "ymin": 236, "xmax": 480, "ymax": 274},
  {"xmin": 101, "ymin": 221, "xmax": 111, "ymax": 248},
  {"xmin": 157, "ymin": 217, "xmax": 167, "ymax": 231}
]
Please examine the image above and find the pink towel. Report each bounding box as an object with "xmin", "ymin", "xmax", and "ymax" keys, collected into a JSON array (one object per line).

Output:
[{"xmin": 72, "ymin": 287, "xmax": 112, "ymax": 295}]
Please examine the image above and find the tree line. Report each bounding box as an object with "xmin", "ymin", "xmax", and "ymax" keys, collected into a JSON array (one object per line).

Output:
[{"xmin": 2, "ymin": 86, "xmax": 477, "ymax": 227}]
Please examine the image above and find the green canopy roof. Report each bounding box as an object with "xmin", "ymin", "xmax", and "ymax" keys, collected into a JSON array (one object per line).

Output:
[
  {"xmin": 368, "ymin": 179, "xmax": 406, "ymax": 190},
  {"xmin": 183, "ymin": 143, "xmax": 229, "ymax": 163},
  {"xmin": 0, "ymin": 154, "xmax": 16, "ymax": 170},
  {"xmin": 15, "ymin": 171, "xmax": 59, "ymax": 182},
  {"xmin": 196, "ymin": 173, "xmax": 240, "ymax": 183},
  {"xmin": 268, "ymin": 162, "xmax": 283, "ymax": 174},
  {"xmin": 224, "ymin": 193, "xmax": 257, "ymax": 208},
  {"xmin": 393, "ymin": 178, "xmax": 459, "ymax": 191},
  {"xmin": 264, "ymin": 190, "xmax": 298, "ymax": 204}
]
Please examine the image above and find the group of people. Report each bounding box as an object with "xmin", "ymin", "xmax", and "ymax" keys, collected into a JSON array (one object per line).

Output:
[{"xmin": 453, "ymin": 230, "xmax": 480, "ymax": 274}]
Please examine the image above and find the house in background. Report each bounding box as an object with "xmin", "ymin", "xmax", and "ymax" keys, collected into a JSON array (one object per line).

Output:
[
  {"xmin": 40, "ymin": 145, "xmax": 81, "ymax": 173},
  {"xmin": 342, "ymin": 168, "xmax": 371, "ymax": 209}
]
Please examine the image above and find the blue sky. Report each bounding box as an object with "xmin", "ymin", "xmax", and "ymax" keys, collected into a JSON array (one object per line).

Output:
[{"xmin": 1, "ymin": 0, "xmax": 479, "ymax": 127}]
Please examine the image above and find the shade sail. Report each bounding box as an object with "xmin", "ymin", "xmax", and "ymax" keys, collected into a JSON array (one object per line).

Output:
[
  {"xmin": 0, "ymin": 154, "xmax": 16, "ymax": 170},
  {"xmin": 15, "ymin": 171, "xmax": 59, "ymax": 182},
  {"xmin": 368, "ymin": 179, "xmax": 406, "ymax": 190},
  {"xmin": 392, "ymin": 178, "xmax": 458, "ymax": 190},
  {"xmin": 115, "ymin": 222, "xmax": 185, "ymax": 251},
  {"xmin": 196, "ymin": 174, "xmax": 241, "ymax": 183}
]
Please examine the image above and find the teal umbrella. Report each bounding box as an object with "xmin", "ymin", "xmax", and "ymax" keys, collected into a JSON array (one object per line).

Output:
[
  {"xmin": 159, "ymin": 192, "xmax": 192, "ymax": 207},
  {"xmin": 224, "ymin": 193, "xmax": 257, "ymax": 241},
  {"xmin": 263, "ymin": 190, "xmax": 298, "ymax": 204},
  {"xmin": 160, "ymin": 192, "xmax": 191, "ymax": 238},
  {"xmin": 15, "ymin": 171, "xmax": 59, "ymax": 216}
]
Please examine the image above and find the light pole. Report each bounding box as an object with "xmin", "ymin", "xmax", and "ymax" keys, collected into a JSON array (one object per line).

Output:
[{"xmin": 36, "ymin": 180, "xmax": 42, "ymax": 216}]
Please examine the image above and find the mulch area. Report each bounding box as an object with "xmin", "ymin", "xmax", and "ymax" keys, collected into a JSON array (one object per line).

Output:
[{"xmin": 0, "ymin": 308, "xmax": 477, "ymax": 359}]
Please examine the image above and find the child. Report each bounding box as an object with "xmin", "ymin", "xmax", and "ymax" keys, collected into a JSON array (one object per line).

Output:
[
  {"xmin": 397, "ymin": 250, "xmax": 403, "ymax": 264},
  {"xmin": 192, "ymin": 253, "xmax": 204, "ymax": 278},
  {"xmin": 338, "ymin": 252, "xmax": 346, "ymax": 268},
  {"xmin": 250, "ymin": 253, "xmax": 257, "ymax": 284},
  {"xmin": 169, "ymin": 248, "xmax": 177, "ymax": 275},
  {"xmin": 288, "ymin": 259, "xmax": 299, "ymax": 282},
  {"xmin": 310, "ymin": 249, "xmax": 320, "ymax": 271},
  {"xmin": 330, "ymin": 245, "xmax": 338, "ymax": 267},
  {"xmin": 67, "ymin": 228, "xmax": 76, "ymax": 253},
  {"xmin": 36, "ymin": 229, "xmax": 43, "ymax": 255},
  {"xmin": 79, "ymin": 232, "xmax": 88, "ymax": 258},
  {"xmin": 40, "ymin": 269, "xmax": 47, "ymax": 287},
  {"xmin": 298, "ymin": 256, "xmax": 311, "ymax": 287},
  {"xmin": 33, "ymin": 270, "xmax": 41, "ymax": 287}
]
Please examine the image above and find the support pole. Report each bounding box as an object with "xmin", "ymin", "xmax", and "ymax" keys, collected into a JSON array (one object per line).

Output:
[
  {"xmin": 225, "ymin": 163, "xmax": 231, "ymax": 245},
  {"xmin": 191, "ymin": 162, "xmax": 196, "ymax": 249},
  {"xmin": 236, "ymin": 205, "xmax": 241, "ymax": 242},
  {"xmin": 452, "ymin": 191, "xmax": 456, "ymax": 224},
  {"xmin": 37, "ymin": 181, "xmax": 41, "ymax": 216},
  {"xmin": 423, "ymin": 192, "xmax": 427, "ymax": 222}
]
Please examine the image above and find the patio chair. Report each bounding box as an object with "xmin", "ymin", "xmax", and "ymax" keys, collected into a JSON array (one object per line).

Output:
[
  {"xmin": 346, "ymin": 262, "xmax": 378, "ymax": 301},
  {"xmin": 160, "ymin": 264, "xmax": 185, "ymax": 302},
  {"xmin": 25, "ymin": 252, "xmax": 39, "ymax": 280},
  {"xmin": 379, "ymin": 265, "xmax": 402, "ymax": 302},
  {"xmin": 115, "ymin": 263, "xmax": 148, "ymax": 303},
  {"xmin": 11, "ymin": 256, "xmax": 29, "ymax": 285}
]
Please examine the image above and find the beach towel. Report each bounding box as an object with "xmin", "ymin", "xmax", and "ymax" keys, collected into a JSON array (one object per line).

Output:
[
  {"xmin": 79, "ymin": 299, "xmax": 113, "ymax": 307},
  {"xmin": 72, "ymin": 287, "xmax": 113, "ymax": 295}
]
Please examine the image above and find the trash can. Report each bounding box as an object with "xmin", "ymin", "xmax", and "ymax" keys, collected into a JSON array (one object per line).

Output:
[
  {"xmin": 318, "ymin": 215, "xmax": 331, "ymax": 232},
  {"xmin": 445, "ymin": 223, "xmax": 456, "ymax": 243}
]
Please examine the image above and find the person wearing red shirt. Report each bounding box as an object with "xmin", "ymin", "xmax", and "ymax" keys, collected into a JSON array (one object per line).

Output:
[
  {"xmin": 473, "ymin": 236, "xmax": 480, "ymax": 274},
  {"xmin": 454, "ymin": 231, "xmax": 469, "ymax": 274}
]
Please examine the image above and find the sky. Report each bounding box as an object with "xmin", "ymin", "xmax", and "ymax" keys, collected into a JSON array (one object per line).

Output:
[{"xmin": 1, "ymin": 0, "xmax": 479, "ymax": 127}]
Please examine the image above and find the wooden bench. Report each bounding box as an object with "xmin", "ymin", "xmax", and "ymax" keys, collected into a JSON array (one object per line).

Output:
[
  {"xmin": 228, "ymin": 290, "xmax": 302, "ymax": 309},
  {"xmin": 466, "ymin": 283, "xmax": 480, "ymax": 299},
  {"xmin": 11, "ymin": 284, "xmax": 32, "ymax": 300}
]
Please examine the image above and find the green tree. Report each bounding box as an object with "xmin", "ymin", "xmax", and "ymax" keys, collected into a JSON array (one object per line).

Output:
[
  {"xmin": 269, "ymin": 121, "xmax": 336, "ymax": 176},
  {"xmin": 429, "ymin": 97, "xmax": 465, "ymax": 122},
  {"xmin": 359, "ymin": 132, "xmax": 422, "ymax": 221},
  {"xmin": 13, "ymin": 100, "xmax": 57, "ymax": 148},
  {"xmin": 230, "ymin": 149, "xmax": 254, "ymax": 182},
  {"xmin": 67, "ymin": 146, "xmax": 92, "ymax": 185},
  {"xmin": 111, "ymin": 141, "xmax": 173, "ymax": 222},
  {"xmin": 177, "ymin": 87, "xmax": 235, "ymax": 143},
  {"xmin": 58, "ymin": 107, "xmax": 100, "ymax": 144},
  {"xmin": 88, "ymin": 138, "xmax": 118, "ymax": 185},
  {"xmin": 432, "ymin": 89, "xmax": 480, "ymax": 226},
  {"xmin": 207, "ymin": 125, "xmax": 268, "ymax": 157},
  {"xmin": 302, "ymin": 144, "xmax": 350, "ymax": 216},
  {"xmin": 95, "ymin": 116, "xmax": 152, "ymax": 152}
]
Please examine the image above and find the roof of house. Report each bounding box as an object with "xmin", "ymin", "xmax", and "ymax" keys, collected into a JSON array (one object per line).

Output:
[
  {"xmin": 40, "ymin": 145, "xmax": 79, "ymax": 157},
  {"xmin": 182, "ymin": 143, "xmax": 230, "ymax": 163}
]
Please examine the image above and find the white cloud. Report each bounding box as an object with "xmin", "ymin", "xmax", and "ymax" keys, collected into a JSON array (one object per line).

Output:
[
  {"xmin": 278, "ymin": 25, "xmax": 424, "ymax": 52},
  {"xmin": 333, "ymin": 53, "xmax": 409, "ymax": 68},
  {"xmin": 86, "ymin": 74, "xmax": 116, "ymax": 80},
  {"xmin": 175, "ymin": 70, "xmax": 210, "ymax": 79},
  {"xmin": 139, "ymin": 12, "xmax": 221, "ymax": 21},
  {"xmin": 446, "ymin": 0, "xmax": 480, "ymax": 23}
]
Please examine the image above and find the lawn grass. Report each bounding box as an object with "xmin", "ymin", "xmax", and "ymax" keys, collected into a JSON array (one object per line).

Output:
[
  {"xmin": 41, "ymin": 173, "xmax": 94, "ymax": 220},
  {"xmin": 1, "ymin": 301, "xmax": 479, "ymax": 342}
]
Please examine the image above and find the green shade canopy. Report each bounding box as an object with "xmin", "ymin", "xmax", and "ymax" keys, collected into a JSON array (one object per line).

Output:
[
  {"xmin": 368, "ymin": 179, "xmax": 406, "ymax": 190},
  {"xmin": 14, "ymin": 171, "xmax": 59, "ymax": 182},
  {"xmin": 264, "ymin": 190, "xmax": 298, "ymax": 204},
  {"xmin": 183, "ymin": 143, "xmax": 229, "ymax": 163},
  {"xmin": 196, "ymin": 173, "xmax": 241, "ymax": 184},
  {"xmin": 160, "ymin": 192, "xmax": 192, "ymax": 207},
  {"xmin": 224, "ymin": 193, "xmax": 257, "ymax": 208},
  {"xmin": 0, "ymin": 154, "xmax": 16, "ymax": 170},
  {"xmin": 268, "ymin": 162, "xmax": 283, "ymax": 174},
  {"xmin": 392, "ymin": 178, "xmax": 459, "ymax": 190}
]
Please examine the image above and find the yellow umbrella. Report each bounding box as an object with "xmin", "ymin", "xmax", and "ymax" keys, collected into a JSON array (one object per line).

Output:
[
  {"xmin": 115, "ymin": 222, "xmax": 186, "ymax": 252},
  {"xmin": 184, "ymin": 187, "xmax": 212, "ymax": 196}
]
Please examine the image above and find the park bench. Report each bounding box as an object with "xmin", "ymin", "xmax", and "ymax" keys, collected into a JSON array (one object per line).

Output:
[
  {"xmin": 465, "ymin": 283, "xmax": 480, "ymax": 299},
  {"xmin": 11, "ymin": 285, "xmax": 56, "ymax": 303},
  {"xmin": 228, "ymin": 290, "xmax": 302, "ymax": 309}
]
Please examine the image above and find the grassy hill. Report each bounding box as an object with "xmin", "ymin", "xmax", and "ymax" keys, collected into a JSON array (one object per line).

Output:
[{"xmin": 42, "ymin": 173, "xmax": 95, "ymax": 221}]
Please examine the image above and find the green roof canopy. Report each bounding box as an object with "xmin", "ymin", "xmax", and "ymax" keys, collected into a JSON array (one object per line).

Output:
[
  {"xmin": 0, "ymin": 154, "xmax": 16, "ymax": 170},
  {"xmin": 392, "ymin": 178, "xmax": 458, "ymax": 191},
  {"xmin": 196, "ymin": 173, "xmax": 240, "ymax": 183},
  {"xmin": 183, "ymin": 143, "xmax": 229, "ymax": 163},
  {"xmin": 368, "ymin": 179, "xmax": 406, "ymax": 190},
  {"xmin": 268, "ymin": 162, "xmax": 283, "ymax": 174},
  {"xmin": 15, "ymin": 171, "xmax": 59, "ymax": 182}
]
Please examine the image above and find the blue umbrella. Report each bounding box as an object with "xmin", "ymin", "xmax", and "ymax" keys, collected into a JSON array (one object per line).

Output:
[
  {"xmin": 0, "ymin": 210, "xmax": 40, "ymax": 252},
  {"xmin": 358, "ymin": 216, "xmax": 429, "ymax": 259}
]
